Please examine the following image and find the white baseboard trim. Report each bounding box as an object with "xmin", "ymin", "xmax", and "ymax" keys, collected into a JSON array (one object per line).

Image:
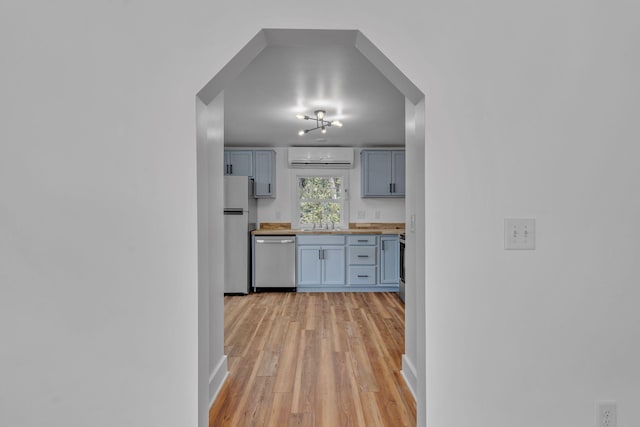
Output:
[
  {"xmin": 401, "ymin": 354, "xmax": 417, "ymax": 400},
  {"xmin": 209, "ymin": 355, "xmax": 228, "ymax": 409}
]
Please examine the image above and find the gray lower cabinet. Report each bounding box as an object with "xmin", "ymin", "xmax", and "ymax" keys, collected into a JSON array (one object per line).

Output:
[
  {"xmin": 296, "ymin": 234, "xmax": 399, "ymax": 292},
  {"xmin": 347, "ymin": 236, "xmax": 377, "ymax": 287},
  {"xmin": 379, "ymin": 235, "xmax": 400, "ymax": 284},
  {"xmin": 296, "ymin": 235, "xmax": 345, "ymax": 289}
]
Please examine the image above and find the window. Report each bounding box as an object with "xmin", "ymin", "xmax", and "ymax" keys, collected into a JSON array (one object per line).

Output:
[{"xmin": 296, "ymin": 175, "xmax": 347, "ymax": 228}]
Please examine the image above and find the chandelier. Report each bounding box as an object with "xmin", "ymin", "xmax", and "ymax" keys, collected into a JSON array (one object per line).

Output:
[{"xmin": 296, "ymin": 110, "xmax": 343, "ymax": 136}]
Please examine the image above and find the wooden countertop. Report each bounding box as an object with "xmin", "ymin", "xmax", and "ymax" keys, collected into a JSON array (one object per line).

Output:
[
  {"xmin": 252, "ymin": 222, "xmax": 404, "ymax": 236},
  {"xmin": 252, "ymin": 228, "xmax": 403, "ymax": 236}
]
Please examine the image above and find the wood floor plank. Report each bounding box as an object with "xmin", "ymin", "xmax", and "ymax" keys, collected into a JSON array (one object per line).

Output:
[{"xmin": 210, "ymin": 292, "xmax": 415, "ymax": 427}]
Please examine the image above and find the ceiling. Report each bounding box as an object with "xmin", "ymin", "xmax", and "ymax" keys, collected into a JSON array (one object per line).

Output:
[{"xmin": 223, "ymin": 43, "xmax": 406, "ymax": 148}]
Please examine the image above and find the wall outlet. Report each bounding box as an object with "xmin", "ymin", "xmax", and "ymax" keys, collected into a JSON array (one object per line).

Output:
[{"xmin": 597, "ymin": 401, "xmax": 617, "ymax": 427}]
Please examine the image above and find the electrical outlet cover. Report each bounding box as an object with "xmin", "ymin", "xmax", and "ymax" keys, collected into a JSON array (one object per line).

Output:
[
  {"xmin": 504, "ymin": 218, "xmax": 536, "ymax": 250},
  {"xmin": 597, "ymin": 401, "xmax": 617, "ymax": 427}
]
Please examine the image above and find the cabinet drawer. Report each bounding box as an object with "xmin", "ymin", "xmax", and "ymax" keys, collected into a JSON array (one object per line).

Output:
[
  {"xmin": 347, "ymin": 235, "xmax": 376, "ymax": 245},
  {"xmin": 348, "ymin": 246, "xmax": 377, "ymax": 265},
  {"xmin": 348, "ymin": 266, "xmax": 377, "ymax": 285},
  {"xmin": 297, "ymin": 235, "xmax": 345, "ymax": 246}
]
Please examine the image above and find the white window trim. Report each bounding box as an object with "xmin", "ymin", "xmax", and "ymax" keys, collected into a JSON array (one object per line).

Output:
[{"xmin": 291, "ymin": 170, "xmax": 349, "ymax": 230}]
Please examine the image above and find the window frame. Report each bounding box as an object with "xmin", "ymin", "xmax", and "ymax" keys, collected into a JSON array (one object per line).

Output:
[{"xmin": 292, "ymin": 172, "xmax": 349, "ymax": 230}]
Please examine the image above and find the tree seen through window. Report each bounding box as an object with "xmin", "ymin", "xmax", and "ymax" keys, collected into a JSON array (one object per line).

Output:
[{"xmin": 298, "ymin": 176, "xmax": 342, "ymax": 226}]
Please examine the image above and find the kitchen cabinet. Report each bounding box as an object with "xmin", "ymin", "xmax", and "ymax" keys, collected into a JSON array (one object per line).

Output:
[
  {"xmin": 361, "ymin": 150, "xmax": 405, "ymax": 197},
  {"xmin": 224, "ymin": 150, "xmax": 254, "ymax": 176},
  {"xmin": 296, "ymin": 235, "xmax": 345, "ymax": 288},
  {"xmin": 253, "ymin": 150, "xmax": 275, "ymax": 198},
  {"xmin": 294, "ymin": 234, "xmax": 399, "ymax": 292},
  {"xmin": 379, "ymin": 235, "xmax": 400, "ymax": 284},
  {"xmin": 347, "ymin": 235, "xmax": 377, "ymax": 286}
]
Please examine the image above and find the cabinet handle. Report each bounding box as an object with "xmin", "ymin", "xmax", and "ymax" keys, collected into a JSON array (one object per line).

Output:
[
  {"xmin": 357, "ymin": 275, "xmax": 369, "ymax": 278},
  {"xmin": 393, "ymin": 183, "xmax": 396, "ymax": 193},
  {"xmin": 357, "ymin": 255, "xmax": 368, "ymax": 258},
  {"xmin": 318, "ymin": 249, "xmax": 322, "ymax": 260},
  {"xmin": 268, "ymin": 183, "xmax": 271, "ymax": 193},
  {"xmin": 390, "ymin": 183, "xmax": 392, "ymax": 193},
  {"xmin": 230, "ymin": 164, "xmax": 233, "ymax": 175},
  {"xmin": 382, "ymin": 241, "xmax": 386, "ymax": 251},
  {"xmin": 357, "ymin": 239, "xmax": 368, "ymax": 242}
]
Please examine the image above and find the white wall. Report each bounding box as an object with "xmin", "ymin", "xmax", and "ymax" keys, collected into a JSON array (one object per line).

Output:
[
  {"xmin": 196, "ymin": 95, "xmax": 228, "ymax": 415},
  {"xmin": 0, "ymin": 3, "xmax": 211, "ymax": 426},
  {"xmin": 422, "ymin": 1, "xmax": 640, "ymax": 426},
  {"xmin": 402, "ymin": 98, "xmax": 426, "ymax": 406},
  {"xmin": 255, "ymin": 147, "xmax": 406, "ymax": 225},
  {"xmin": 2, "ymin": 1, "xmax": 639, "ymax": 427}
]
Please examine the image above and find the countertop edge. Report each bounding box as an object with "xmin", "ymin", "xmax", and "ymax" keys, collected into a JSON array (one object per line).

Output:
[{"xmin": 252, "ymin": 229, "xmax": 404, "ymax": 236}]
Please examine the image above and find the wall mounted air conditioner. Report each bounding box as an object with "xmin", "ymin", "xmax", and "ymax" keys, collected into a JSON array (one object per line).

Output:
[{"xmin": 287, "ymin": 147, "xmax": 354, "ymax": 168}]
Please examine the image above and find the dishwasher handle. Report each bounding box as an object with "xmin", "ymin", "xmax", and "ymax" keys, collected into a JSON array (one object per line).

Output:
[{"xmin": 255, "ymin": 239, "xmax": 295, "ymax": 244}]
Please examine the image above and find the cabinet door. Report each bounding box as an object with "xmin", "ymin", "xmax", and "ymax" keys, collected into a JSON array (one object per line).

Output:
[
  {"xmin": 321, "ymin": 246, "xmax": 346, "ymax": 285},
  {"xmin": 297, "ymin": 246, "xmax": 323, "ymax": 285},
  {"xmin": 223, "ymin": 151, "xmax": 230, "ymax": 175},
  {"xmin": 379, "ymin": 236, "xmax": 399, "ymax": 284},
  {"xmin": 227, "ymin": 151, "xmax": 254, "ymax": 176},
  {"xmin": 362, "ymin": 150, "xmax": 392, "ymax": 197},
  {"xmin": 391, "ymin": 150, "xmax": 406, "ymax": 196},
  {"xmin": 254, "ymin": 150, "xmax": 275, "ymax": 198}
]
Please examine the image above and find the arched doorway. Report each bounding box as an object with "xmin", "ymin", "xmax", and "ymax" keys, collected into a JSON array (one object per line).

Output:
[{"xmin": 196, "ymin": 28, "xmax": 426, "ymax": 426}]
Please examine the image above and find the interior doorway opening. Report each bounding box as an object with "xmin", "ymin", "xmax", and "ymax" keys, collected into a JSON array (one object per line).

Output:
[{"xmin": 196, "ymin": 28, "xmax": 426, "ymax": 427}]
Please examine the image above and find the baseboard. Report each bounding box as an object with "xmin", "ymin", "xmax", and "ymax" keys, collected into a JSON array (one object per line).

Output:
[
  {"xmin": 401, "ymin": 354, "xmax": 417, "ymax": 400},
  {"xmin": 209, "ymin": 355, "xmax": 228, "ymax": 409}
]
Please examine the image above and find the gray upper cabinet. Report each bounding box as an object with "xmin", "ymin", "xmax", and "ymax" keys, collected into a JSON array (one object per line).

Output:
[
  {"xmin": 253, "ymin": 150, "xmax": 275, "ymax": 198},
  {"xmin": 224, "ymin": 150, "xmax": 254, "ymax": 176},
  {"xmin": 391, "ymin": 150, "xmax": 405, "ymax": 196},
  {"xmin": 361, "ymin": 150, "xmax": 405, "ymax": 197}
]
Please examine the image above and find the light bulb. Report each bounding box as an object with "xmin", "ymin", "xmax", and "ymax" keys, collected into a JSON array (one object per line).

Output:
[
  {"xmin": 316, "ymin": 110, "xmax": 325, "ymax": 120},
  {"xmin": 298, "ymin": 130, "xmax": 305, "ymax": 136},
  {"xmin": 296, "ymin": 114, "xmax": 305, "ymax": 119},
  {"xmin": 332, "ymin": 120, "xmax": 343, "ymax": 127},
  {"xmin": 321, "ymin": 127, "xmax": 327, "ymax": 134}
]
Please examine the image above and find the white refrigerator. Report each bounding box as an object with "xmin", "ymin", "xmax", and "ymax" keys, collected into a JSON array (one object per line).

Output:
[{"xmin": 223, "ymin": 176, "xmax": 257, "ymax": 294}]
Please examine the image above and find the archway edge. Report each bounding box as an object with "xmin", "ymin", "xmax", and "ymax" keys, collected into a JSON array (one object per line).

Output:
[{"xmin": 197, "ymin": 28, "xmax": 425, "ymax": 106}]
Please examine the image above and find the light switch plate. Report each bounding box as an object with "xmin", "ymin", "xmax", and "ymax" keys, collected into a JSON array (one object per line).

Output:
[{"xmin": 504, "ymin": 218, "xmax": 536, "ymax": 250}]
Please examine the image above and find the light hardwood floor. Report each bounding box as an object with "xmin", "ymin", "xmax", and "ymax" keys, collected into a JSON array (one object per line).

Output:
[{"xmin": 209, "ymin": 292, "xmax": 416, "ymax": 427}]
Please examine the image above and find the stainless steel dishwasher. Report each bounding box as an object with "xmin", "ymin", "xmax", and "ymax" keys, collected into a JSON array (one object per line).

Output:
[{"xmin": 253, "ymin": 235, "xmax": 296, "ymax": 291}]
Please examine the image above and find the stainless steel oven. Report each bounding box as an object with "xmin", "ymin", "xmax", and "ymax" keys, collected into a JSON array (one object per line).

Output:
[{"xmin": 399, "ymin": 233, "xmax": 406, "ymax": 303}]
